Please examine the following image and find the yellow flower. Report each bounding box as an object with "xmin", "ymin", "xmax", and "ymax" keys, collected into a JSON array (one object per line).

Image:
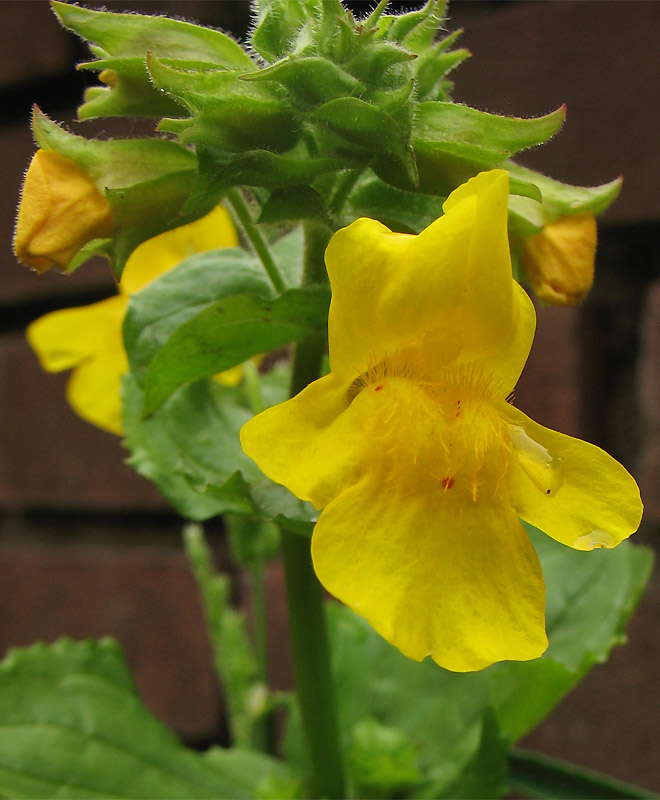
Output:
[
  {"xmin": 241, "ymin": 170, "xmax": 642, "ymax": 672},
  {"xmin": 14, "ymin": 149, "xmax": 115, "ymax": 273},
  {"xmin": 521, "ymin": 212, "xmax": 597, "ymax": 306},
  {"xmin": 27, "ymin": 206, "xmax": 239, "ymax": 435}
]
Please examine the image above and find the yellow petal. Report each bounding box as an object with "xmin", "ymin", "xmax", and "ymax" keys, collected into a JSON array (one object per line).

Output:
[
  {"xmin": 312, "ymin": 473, "xmax": 547, "ymax": 672},
  {"xmin": 14, "ymin": 149, "xmax": 114, "ymax": 273},
  {"xmin": 66, "ymin": 348, "xmax": 128, "ymax": 435},
  {"xmin": 241, "ymin": 372, "xmax": 367, "ymax": 509},
  {"xmin": 120, "ymin": 205, "xmax": 239, "ymax": 294},
  {"xmin": 325, "ymin": 169, "xmax": 533, "ymax": 393},
  {"xmin": 521, "ymin": 213, "xmax": 596, "ymax": 306},
  {"xmin": 504, "ymin": 404, "xmax": 643, "ymax": 550},
  {"xmin": 27, "ymin": 296, "xmax": 127, "ymax": 373}
]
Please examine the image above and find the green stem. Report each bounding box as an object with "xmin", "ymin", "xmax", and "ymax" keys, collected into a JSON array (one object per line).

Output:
[
  {"xmin": 226, "ymin": 188, "xmax": 287, "ymax": 293},
  {"xmin": 279, "ymin": 220, "xmax": 345, "ymax": 798}
]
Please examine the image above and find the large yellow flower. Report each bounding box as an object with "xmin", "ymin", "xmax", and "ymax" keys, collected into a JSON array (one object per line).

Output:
[
  {"xmin": 241, "ymin": 170, "xmax": 642, "ymax": 672},
  {"xmin": 27, "ymin": 206, "xmax": 238, "ymax": 435}
]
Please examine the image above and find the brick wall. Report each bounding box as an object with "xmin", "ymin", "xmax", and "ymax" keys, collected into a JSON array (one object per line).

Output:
[{"xmin": 1, "ymin": 0, "xmax": 659, "ymax": 790}]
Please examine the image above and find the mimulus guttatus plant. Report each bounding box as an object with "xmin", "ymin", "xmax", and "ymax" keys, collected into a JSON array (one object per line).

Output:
[{"xmin": 241, "ymin": 170, "xmax": 643, "ymax": 672}]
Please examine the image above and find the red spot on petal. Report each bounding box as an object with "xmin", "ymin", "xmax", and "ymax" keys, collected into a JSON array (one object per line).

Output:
[
  {"xmin": 442, "ymin": 477, "xmax": 455, "ymax": 490},
  {"xmin": 374, "ymin": 384, "xmax": 384, "ymax": 391}
]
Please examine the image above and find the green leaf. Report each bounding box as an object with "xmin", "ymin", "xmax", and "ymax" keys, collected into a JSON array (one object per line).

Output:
[
  {"xmin": 52, "ymin": 1, "xmax": 254, "ymax": 70},
  {"xmin": 122, "ymin": 373, "xmax": 315, "ymax": 529},
  {"xmin": 143, "ymin": 285, "xmax": 330, "ymax": 414},
  {"xmin": 258, "ymin": 186, "xmax": 329, "ymax": 224},
  {"xmin": 285, "ymin": 603, "xmax": 508, "ymax": 800},
  {"xmin": 346, "ymin": 716, "xmax": 423, "ymax": 799},
  {"xmin": 488, "ymin": 525, "xmax": 653, "ymax": 744},
  {"xmin": 508, "ymin": 750, "xmax": 657, "ymax": 800},
  {"xmin": 0, "ymin": 637, "xmax": 289, "ymax": 799},
  {"xmin": 124, "ymin": 247, "xmax": 273, "ymax": 385}
]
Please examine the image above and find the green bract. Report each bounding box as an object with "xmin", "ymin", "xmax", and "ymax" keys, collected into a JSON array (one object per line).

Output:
[{"xmin": 44, "ymin": 0, "xmax": 619, "ymax": 278}]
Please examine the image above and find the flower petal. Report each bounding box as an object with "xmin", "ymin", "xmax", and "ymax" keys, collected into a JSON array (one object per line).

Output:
[
  {"xmin": 325, "ymin": 169, "xmax": 533, "ymax": 392},
  {"xmin": 241, "ymin": 372, "xmax": 374, "ymax": 509},
  {"xmin": 311, "ymin": 472, "xmax": 547, "ymax": 672},
  {"xmin": 66, "ymin": 348, "xmax": 128, "ymax": 435},
  {"xmin": 14, "ymin": 150, "xmax": 114, "ymax": 273},
  {"xmin": 27, "ymin": 296, "xmax": 126, "ymax": 372},
  {"xmin": 504, "ymin": 405, "xmax": 643, "ymax": 550},
  {"xmin": 120, "ymin": 205, "xmax": 239, "ymax": 295}
]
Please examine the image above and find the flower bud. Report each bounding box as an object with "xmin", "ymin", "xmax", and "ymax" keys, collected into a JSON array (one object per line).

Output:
[
  {"xmin": 13, "ymin": 149, "xmax": 114, "ymax": 273},
  {"xmin": 521, "ymin": 212, "xmax": 597, "ymax": 306}
]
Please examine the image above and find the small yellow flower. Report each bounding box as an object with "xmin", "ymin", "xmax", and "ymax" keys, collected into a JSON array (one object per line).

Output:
[
  {"xmin": 521, "ymin": 212, "xmax": 597, "ymax": 306},
  {"xmin": 27, "ymin": 206, "xmax": 238, "ymax": 435},
  {"xmin": 241, "ymin": 170, "xmax": 642, "ymax": 672},
  {"xmin": 14, "ymin": 149, "xmax": 115, "ymax": 273}
]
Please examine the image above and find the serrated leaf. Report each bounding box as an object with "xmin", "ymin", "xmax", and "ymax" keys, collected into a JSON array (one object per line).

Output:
[
  {"xmin": 122, "ymin": 373, "xmax": 315, "ymax": 528},
  {"xmin": 143, "ymin": 285, "xmax": 330, "ymax": 414},
  {"xmin": 487, "ymin": 525, "xmax": 653, "ymax": 744},
  {"xmin": 0, "ymin": 637, "xmax": 289, "ymax": 799},
  {"xmin": 52, "ymin": 1, "xmax": 254, "ymax": 70},
  {"xmin": 124, "ymin": 248, "xmax": 274, "ymax": 385}
]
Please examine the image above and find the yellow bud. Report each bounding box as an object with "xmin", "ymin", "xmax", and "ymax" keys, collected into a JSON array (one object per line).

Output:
[
  {"xmin": 13, "ymin": 149, "xmax": 114, "ymax": 273},
  {"xmin": 521, "ymin": 212, "xmax": 597, "ymax": 306}
]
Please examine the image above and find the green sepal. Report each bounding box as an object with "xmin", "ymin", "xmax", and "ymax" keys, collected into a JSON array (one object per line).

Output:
[
  {"xmin": 187, "ymin": 147, "xmax": 348, "ymax": 214},
  {"xmin": 241, "ymin": 56, "xmax": 362, "ymax": 108},
  {"xmin": 385, "ymin": 0, "xmax": 448, "ymax": 53},
  {"xmin": 258, "ymin": 186, "xmax": 329, "ymax": 224},
  {"xmin": 76, "ymin": 57, "xmax": 188, "ymax": 120},
  {"xmin": 414, "ymin": 102, "xmax": 565, "ymax": 172},
  {"xmin": 142, "ymin": 285, "xmax": 330, "ymax": 415},
  {"xmin": 249, "ymin": 0, "xmax": 322, "ymax": 63},
  {"xmin": 31, "ymin": 106, "xmax": 197, "ymax": 189},
  {"xmin": 344, "ymin": 41, "xmax": 417, "ymax": 89},
  {"xmin": 415, "ymin": 45, "xmax": 471, "ymax": 102},
  {"xmin": 0, "ymin": 636, "xmax": 294, "ymax": 799},
  {"xmin": 507, "ymin": 162, "xmax": 623, "ymax": 238},
  {"xmin": 52, "ymin": 0, "xmax": 254, "ymax": 69},
  {"xmin": 147, "ymin": 56, "xmax": 301, "ymax": 153},
  {"xmin": 106, "ymin": 169, "xmax": 198, "ymax": 279},
  {"xmin": 313, "ymin": 97, "xmax": 418, "ymax": 188}
]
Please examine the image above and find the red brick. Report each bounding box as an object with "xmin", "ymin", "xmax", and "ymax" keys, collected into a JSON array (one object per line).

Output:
[
  {"xmin": 0, "ymin": 332, "xmax": 168, "ymax": 511},
  {"xmin": 450, "ymin": 1, "xmax": 660, "ymax": 224}
]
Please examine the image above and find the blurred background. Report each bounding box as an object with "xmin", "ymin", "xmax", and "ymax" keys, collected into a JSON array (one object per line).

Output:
[{"xmin": 1, "ymin": 0, "xmax": 659, "ymax": 792}]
